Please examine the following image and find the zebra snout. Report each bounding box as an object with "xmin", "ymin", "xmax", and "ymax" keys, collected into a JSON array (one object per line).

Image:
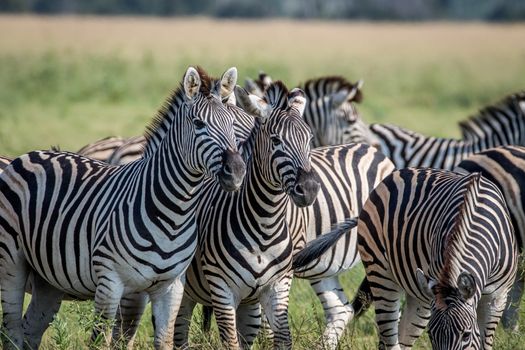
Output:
[
  {"xmin": 218, "ymin": 149, "xmax": 246, "ymax": 192},
  {"xmin": 291, "ymin": 168, "xmax": 320, "ymax": 207}
]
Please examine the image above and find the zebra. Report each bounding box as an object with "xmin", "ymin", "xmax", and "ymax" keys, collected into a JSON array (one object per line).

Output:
[
  {"xmin": 173, "ymin": 82, "xmax": 320, "ymax": 349},
  {"xmin": 458, "ymin": 91, "xmax": 525, "ymax": 143},
  {"xmin": 0, "ymin": 66, "xmax": 248, "ymax": 350},
  {"xmin": 455, "ymin": 145, "xmax": 525, "ymax": 332},
  {"xmin": 244, "ymin": 72, "xmax": 370, "ymax": 148},
  {"xmin": 76, "ymin": 135, "xmax": 127, "ymax": 162},
  {"xmin": 350, "ymin": 168, "xmax": 517, "ymax": 349},
  {"xmin": 344, "ymin": 90, "xmax": 525, "ymax": 170}
]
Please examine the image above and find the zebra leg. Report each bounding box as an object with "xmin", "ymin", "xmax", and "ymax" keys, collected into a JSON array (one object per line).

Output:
[
  {"xmin": 206, "ymin": 276, "xmax": 242, "ymax": 349},
  {"xmin": 477, "ymin": 292, "xmax": 508, "ymax": 349},
  {"xmin": 0, "ymin": 249, "xmax": 29, "ymax": 349},
  {"xmin": 260, "ymin": 273, "xmax": 293, "ymax": 349},
  {"xmin": 112, "ymin": 291, "xmax": 148, "ymax": 348},
  {"xmin": 173, "ymin": 295, "xmax": 196, "ymax": 348},
  {"xmin": 501, "ymin": 268, "xmax": 524, "ymax": 331},
  {"xmin": 91, "ymin": 278, "xmax": 124, "ymax": 347},
  {"xmin": 310, "ymin": 277, "xmax": 353, "ymax": 349},
  {"xmin": 236, "ymin": 303, "xmax": 262, "ymax": 348},
  {"xmin": 149, "ymin": 277, "xmax": 185, "ymax": 350},
  {"xmin": 370, "ymin": 279, "xmax": 403, "ymax": 350},
  {"xmin": 397, "ymin": 295, "xmax": 430, "ymax": 348},
  {"xmin": 22, "ymin": 272, "xmax": 64, "ymax": 349}
]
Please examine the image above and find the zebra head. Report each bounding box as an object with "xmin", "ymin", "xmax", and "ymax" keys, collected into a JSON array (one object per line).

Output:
[
  {"xmin": 180, "ymin": 66, "xmax": 246, "ymax": 191},
  {"xmin": 417, "ymin": 269, "xmax": 481, "ymax": 350},
  {"xmin": 236, "ymin": 82, "xmax": 320, "ymax": 207}
]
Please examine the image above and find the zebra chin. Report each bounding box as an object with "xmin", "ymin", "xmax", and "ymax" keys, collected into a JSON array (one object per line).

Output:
[
  {"xmin": 216, "ymin": 149, "xmax": 246, "ymax": 192},
  {"xmin": 289, "ymin": 168, "xmax": 320, "ymax": 207}
]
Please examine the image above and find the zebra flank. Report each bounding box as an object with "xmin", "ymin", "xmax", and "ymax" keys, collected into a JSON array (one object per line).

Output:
[
  {"xmin": 455, "ymin": 145, "xmax": 525, "ymax": 331},
  {"xmin": 175, "ymin": 81, "xmax": 318, "ymax": 349},
  {"xmin": 0, "ymin": 66, "xmax": 248, "ymax": 350},
  {"xmin": 356, "ymin": 168, "xmax": 517, "ymax": 350}
]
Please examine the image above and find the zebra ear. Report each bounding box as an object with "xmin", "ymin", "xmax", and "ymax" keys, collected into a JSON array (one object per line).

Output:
[
  {"xmin": 183, "ymin": 67, "xmax": 201, "ymax": 101},
  {"xmin": 235, "ymin": 86, "xmax": 270, "ymax": 120},
  {"xmin": 457, "ymin": 272, "xmax": 476, "ymax": 300},
  {"xmin": 220, "ymin": 67, "xmax": 238, "ymax": 101},
  {"xmin": 416, "ymin": 268, "xmax": 436, "ymax": 299},
  {"xmin": 287, "ymin": 88, "xmax": 307, "ymax": 116},
  {"xmin": 245, "ymin": 78, "xmax": 264, "ymax": 97},
  {"xmin": 331, "ymin": 88, "xmax": 354, "ymax": 109}
]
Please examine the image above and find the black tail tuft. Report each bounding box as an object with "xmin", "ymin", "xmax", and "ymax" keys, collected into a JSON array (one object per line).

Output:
[
  {"xmin": 292, "ymin": 218, "xmax": 357, "ymax": 270},
  {"xmin": 351, "ymin": 278, "xmax": 373, "ymax": 318},
  {"xmin": 202, "ymin": 305, "xmax": 213, "ymax": 332}
]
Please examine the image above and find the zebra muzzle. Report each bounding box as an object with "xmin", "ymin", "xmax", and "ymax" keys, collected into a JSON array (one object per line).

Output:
[
  {"xmin": 218, "ymin": 149, "xmax": 246, "ymax": 192},
  {"xmin": 290, "ymin": 168, "xmax": 320, "ymax": 207}
]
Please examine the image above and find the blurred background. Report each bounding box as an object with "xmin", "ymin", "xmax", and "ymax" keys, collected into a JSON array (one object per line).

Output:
[{"xmin": 0, "ymin": 1, "xmax": 524, "ymax": 348}]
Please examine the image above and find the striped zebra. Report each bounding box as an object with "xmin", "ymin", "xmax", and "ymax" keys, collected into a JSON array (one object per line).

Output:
[
  {"xmin": 352, "ymin": 168, "xmax": 517, "ymax": 349},
  {"xmin": 347, "ymin": 91, "xmax": 525, "ymax": 170},
  {"xmin": 0, "ymin": 66, "xmax": 248, "ymax": 350},
  {"xmin": 458, "ymin": 91, "xmax": 525, "ymax": 143},
  {"xmin": 455, "ymin": 145, "xmax": 525, "ymax": 332},
  {"xmin": 245, "ymin": 72, "xmax": 371, "ymax": 148},
  {"xmin": 76, "ymin": 135, "xmax": 127, "ymax": 162},
  {"xmin": 173, "ymin": 82, "xmax": 320, "ymax": 349}
]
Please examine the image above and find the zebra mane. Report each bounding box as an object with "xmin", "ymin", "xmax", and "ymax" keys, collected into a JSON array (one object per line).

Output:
[
  {"xmin": 142, "ymin": 66, "xmax": 214, "ymax": 158},
  {"xmin": 302, "ymin": 76, "xmax": 363, "ymax": 103},
  {"xmin": 458, "ymin": 91, "xmax": 525, "ymax": 132},
  {"xmin": 435, "ymin": 173, "xmax": 481, "ymax": 308}
]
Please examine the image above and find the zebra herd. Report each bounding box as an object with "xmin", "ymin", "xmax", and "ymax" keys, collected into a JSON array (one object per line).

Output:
[{"xmin": 0, "ymin": 66, "xmax": 523, "ymax": 350}]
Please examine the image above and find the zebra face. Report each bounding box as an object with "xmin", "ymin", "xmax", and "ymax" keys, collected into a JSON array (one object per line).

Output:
[
  {"xmin": 264, "ymin": 90, "xmax": 320, "ymax": 207},
  {"xmin": 427, "ymin": 298, "xmax": 480, "ymax": 350},
  {"xmin": 181, "ymin": 67, "xmax": 246, "ymax": 192}
]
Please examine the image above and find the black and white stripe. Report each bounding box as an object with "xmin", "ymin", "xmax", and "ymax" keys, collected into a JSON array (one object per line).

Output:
[
  {"xmin": 455, "ymin": 145, "xmax": 525, "ymax": 331},
  {"xmin": 354, "ymin": 168, "xmax": 517, "ymax": 349},
  {"xmin": 76, "ymin": 135, "xmax": 127, "ymax": 162},
  {"xmin": 0, "ymin": 66, "xmax": 247, "ymax": 350}
]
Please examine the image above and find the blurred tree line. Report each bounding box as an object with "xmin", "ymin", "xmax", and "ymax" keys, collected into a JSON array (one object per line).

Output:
[{"xmin": 1, "ymin": 0, "xmax": 525, "ymax": 20}]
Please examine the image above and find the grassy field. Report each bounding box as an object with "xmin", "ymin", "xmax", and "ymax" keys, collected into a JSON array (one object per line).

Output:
[{"xmin": 1, "ymin": 15, "xmax": 525, "ymax": 349}]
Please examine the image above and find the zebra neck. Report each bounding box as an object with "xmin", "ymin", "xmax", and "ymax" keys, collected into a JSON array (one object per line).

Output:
[{"xmin": 241, "ymin": 165, "xmax": 289, "ymax": 235}]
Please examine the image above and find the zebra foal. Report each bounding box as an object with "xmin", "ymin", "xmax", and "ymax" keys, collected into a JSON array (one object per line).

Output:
[
  {"xmin": 0, "ymin": 66, "xmax": 247, "ymax": 349},
  {"xmin": 354, "ymin": 168, "xmax": 517, "ymax": 349}
]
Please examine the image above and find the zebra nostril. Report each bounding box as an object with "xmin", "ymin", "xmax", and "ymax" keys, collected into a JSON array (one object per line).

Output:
[
  {"xmin": 294, "ymin": 184, "xmax": 304, "ymax": 196},
  {"xmin": 223, "ymin": 164, "xmax": 233, "ymax": 176}
]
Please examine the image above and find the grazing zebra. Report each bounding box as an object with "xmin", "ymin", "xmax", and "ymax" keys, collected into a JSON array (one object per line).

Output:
[
  {"xmin": 455, "ymin": 145, "xmax": 525, "ymax": 331},
  {"xmin": 353, "ymin": 168, "xmax": 517, "ymax": 349},
  {"xmin": 345, "ymin": 91, "xmax": 525, "ymax": 170},
  {"xmin": 0, "ymin": 66, "xmax": 248, "ymax": 350},
  {"xmin": 458, "ymin": 91, "xmax": 525, "ymax": 143},
  {"xmin": 173, "ymin": 82, "xmax": 320, "ymax": 349},
  {"xmin": 76, "ymin": 135, "xmax": 127, "ymax": 162}
]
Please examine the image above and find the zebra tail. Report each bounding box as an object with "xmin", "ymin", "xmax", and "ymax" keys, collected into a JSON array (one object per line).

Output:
[
  {"xmin": 350, "ymin": 278, "xmax": 373, "ymax": 318},
  {"xmin": 292, "ymin": 218, "xmax": 357, "ymax": 270},
  {"xmin": 201, "ymin": 305, "xmax": 213, "ymax": 333}
]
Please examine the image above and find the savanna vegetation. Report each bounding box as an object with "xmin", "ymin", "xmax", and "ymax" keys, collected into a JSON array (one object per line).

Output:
[{"xmin": 0, "ymin": 15, "xmax": 525, "ymax": 349}]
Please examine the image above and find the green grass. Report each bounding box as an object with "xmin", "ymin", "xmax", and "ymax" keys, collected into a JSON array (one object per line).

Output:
[{"xmin": 1, "ymin": 17, "xmax": 525, "ymax": 349}]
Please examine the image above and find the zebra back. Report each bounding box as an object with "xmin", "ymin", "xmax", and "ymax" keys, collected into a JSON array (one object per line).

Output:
[
  {"xmin": 0, "ymin": 155, "xmax": 12, "ymax": 171},
  {"xmin": 459, "ymin": 91, "xmax": 525, "ymax": 143},
  {"xmin": 76, "ymin": 136, "xmax": 126, "ymax": 162}
]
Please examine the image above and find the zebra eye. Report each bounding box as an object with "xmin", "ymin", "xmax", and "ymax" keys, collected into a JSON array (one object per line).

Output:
[
  {"xmin": 193, "ymin": 119, "xmax": 206, "ymax": 129},
  {"xmin": 462, "ymin": 331, "xmax": 471, "ymax": 342},
  {"xmin": 271, "ymin": 136, "xmax": 282, "ymax": 147}
]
